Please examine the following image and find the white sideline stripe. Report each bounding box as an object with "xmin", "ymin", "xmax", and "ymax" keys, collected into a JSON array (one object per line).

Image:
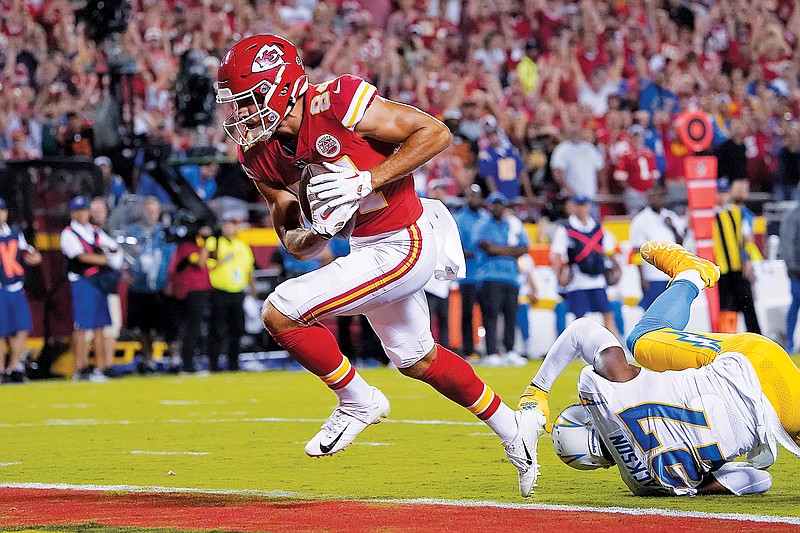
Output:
[
  {"xmin": 376, "ymin": 498, "xmax": 800, "ymax": 525},
  {"xmin": 0, "ymin": 462, "xmax": 22, "ymax": 467},
  {"xmin": 126, "ymin": 451, "xmax": 210, "ymax": 456},
  {"xmin": 159, "ymin": 400, "xmax": 202, "ymax": 406},
  {"xmin": 0, "ymin": 482, "xmax": 798, "ymax": 526},
  {"xmin": 0, "ymin": 482, "xmax": 298, "ymax": 498},
  {"xmin": 0, "ymin": 417, "xmax": 483, "ymax": 428}
]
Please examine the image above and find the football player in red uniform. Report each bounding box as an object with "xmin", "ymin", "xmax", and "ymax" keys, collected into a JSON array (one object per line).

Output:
[
  {"xmin": 613, "ymin": 125, "xmax": 661, "ymax": 214},
  {"xmin": 215, "ymin": 34, "xmax": 543, "ymax": 496}
]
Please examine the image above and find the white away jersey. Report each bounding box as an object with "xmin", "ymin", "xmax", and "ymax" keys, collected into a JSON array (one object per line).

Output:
[{"xmin": 578, "ymin": 353, "xmax": 778, "ymax": 496}]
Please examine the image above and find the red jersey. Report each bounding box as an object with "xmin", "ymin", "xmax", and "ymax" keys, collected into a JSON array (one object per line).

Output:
[
  {"xmin": 605, "ymin": 130, "xmax": 631, "ymax": 165},
  {"xmin": 239, "ymin": 75, "xmax": 423, "ymax": 238},
  {"xmin": 744, "ymin": 132, "xmax": 774, "ymax": 191},
  {"xmin": 576, "ymin": 41, "xmax": 608, "ymax": 80},
  {"xmin": 168, "ymin": 242, "xmax": 212, "ymax": 300},
  {"xmin": 614, "ymin": 146, "xmax": 659, "ymax": 193}
]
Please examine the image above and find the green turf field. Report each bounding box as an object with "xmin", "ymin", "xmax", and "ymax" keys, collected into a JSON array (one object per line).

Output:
[{"xmin": 1, "ymin": 359, "xmax": 799, "ymax": 518}]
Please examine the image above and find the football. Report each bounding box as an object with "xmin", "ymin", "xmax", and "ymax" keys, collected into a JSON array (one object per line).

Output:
[{"xmin": 298, "ymin": 162, "xmax": 357, "ymax": 239}]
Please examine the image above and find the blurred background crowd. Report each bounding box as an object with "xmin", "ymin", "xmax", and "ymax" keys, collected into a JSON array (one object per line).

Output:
[
  {"xmin": 2, "ymin": 0, "xmax": 800, "ymax": 381},
  {"xmin": 2, "ymin": 0, "xmax": 800, "ymax": 212}
]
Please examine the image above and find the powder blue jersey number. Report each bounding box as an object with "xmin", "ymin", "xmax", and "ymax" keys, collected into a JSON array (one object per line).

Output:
[{"xmin": 617, "ymin": 403, "xmax": 726, "ymax": 491}]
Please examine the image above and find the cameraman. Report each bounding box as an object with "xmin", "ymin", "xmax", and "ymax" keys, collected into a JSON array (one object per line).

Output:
[
  {"xmin": 166, "ymin": 217, "xmax": 212, "ymax": 373},
  {"xmin": 60, "ymin": 196, "xmax": 124, "ymax": 382},
  {"xmin": 126, "ymin": 197, "xmax": 175, "ymax": 374}
]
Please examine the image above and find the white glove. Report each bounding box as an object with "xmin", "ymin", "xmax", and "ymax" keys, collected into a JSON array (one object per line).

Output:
[
  {"xmin": 107, "ymin": 251, "xmax": 124, "ymax": 270},
  {"xmin": 307, "ymin": 162, "xmax": 373, "ymax": 210},
  {"xmin": 309, "ymin": 196, "xmax": 359, "ymax": 239}
]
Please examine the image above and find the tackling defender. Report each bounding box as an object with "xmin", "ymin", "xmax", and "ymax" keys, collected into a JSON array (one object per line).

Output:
[
  {"xmin": 215, "ymin": 34, "xmax": 542, "ymax": 495},
  {"xmin": 518, "ymin": 241, "xmax": 800, "ymax": 496}
]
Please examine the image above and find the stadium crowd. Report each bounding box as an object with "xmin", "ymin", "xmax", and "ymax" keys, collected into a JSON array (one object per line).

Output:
[
  {"xmin": 2, "ymin": 0, "xmax": 800, "ymax": 207},
  {"xmin": 2, "ymin": 0, "xmax": 800, "ymax": 380}
]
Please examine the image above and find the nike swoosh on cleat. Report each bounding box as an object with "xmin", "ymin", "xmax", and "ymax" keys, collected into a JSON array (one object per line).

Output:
[
  {"xmin": 522, "ymin": 440, "xmax": 533, "ymax": 466},
  {"xmin": 319, "ymin": 423, "xmax": 350, "ymax": 454}
]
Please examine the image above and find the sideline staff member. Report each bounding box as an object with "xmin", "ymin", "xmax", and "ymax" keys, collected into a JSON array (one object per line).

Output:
[{"xmin": 206, "ymin": 214, "xmax": 255, "ymax": 371}]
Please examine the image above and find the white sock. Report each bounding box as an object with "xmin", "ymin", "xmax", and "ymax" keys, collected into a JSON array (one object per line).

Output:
[
  {"xmin": 334, "ymin": 372, "xmax": 375, "ymax": 405},
  {"xmin": 484, "ymin": 402, "xmax": 518, "ymax": 443},
  {"xmin": 675, "ymin": 269, "xmax": 705, "ymax": 292}
]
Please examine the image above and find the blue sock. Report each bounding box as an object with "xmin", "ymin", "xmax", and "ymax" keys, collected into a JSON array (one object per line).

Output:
[{"xmin": 626, "ymin": 280, "xmax": 699, "ymax": 352}]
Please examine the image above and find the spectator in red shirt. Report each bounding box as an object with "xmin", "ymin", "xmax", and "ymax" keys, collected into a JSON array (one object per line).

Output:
[
  {"xmin": 573, "ymin": 53, "xmax": 625, "ymax": 118},
  {"xmin": 1, "ymin": 0, "xmax": 800, "ymax": 232},
  {"xmin": 576, "ymin": 29, "xmax": 608, "ymax": 81},
  {"xmin": 743, "ymin": 120, "xmax": 774, "ymax": 192},
  {"xmin": 614, "ymin": 125, "xmax": 661, "ymax": 214}
]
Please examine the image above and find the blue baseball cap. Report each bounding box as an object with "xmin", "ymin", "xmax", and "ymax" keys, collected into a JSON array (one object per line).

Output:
[
  {"xmin": 717, "ymin": 178, "xmax": 731, "ymax": 193},
  {"xmin": 486, "ymin": 192, "xmax": 508, "ymax": 205},
  {"xmin": 572, "ymin": 194, "xmax": 592, "ymax": 204},
  {"xmin": 0, "ymin": 198, "xmax": 6, "ymax": 210},
  {"xmin": 70, "ymin": 196, "xmax": 89, "ymax": 211}
]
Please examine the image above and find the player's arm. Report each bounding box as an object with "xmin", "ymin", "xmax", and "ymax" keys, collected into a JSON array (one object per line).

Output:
[
  {"xmin": 254, "ymin": 181, "xmax": 329, "ymax": 262},
  {"xmin": 696, "ymin": 476, "xmax": 732, "ymax": 495},
  {"xmin": 698, "ymin": 463, "xmax": 772, "ymax": 496},
  {"xmin": 531, "ymin": 317, "xmax": 636, "ymax": 390},
  {"xmin": 519, "ymin": 318, "xmax": 637, "ymax": 427},
  {"xmin": 354, "ymin": 96, "xmax": 452, "ymax": 189}
]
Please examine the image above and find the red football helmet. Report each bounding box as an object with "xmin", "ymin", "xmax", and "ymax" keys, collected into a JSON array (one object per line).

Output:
[{"xmin": 216, "ymin": 34, "xmax": 308, "ymax": 146}]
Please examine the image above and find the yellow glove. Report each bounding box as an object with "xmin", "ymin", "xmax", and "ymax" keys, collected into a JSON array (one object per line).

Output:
[{"xmin": 517, "ymin": 385, "xmax": 552, "ymax": 432}]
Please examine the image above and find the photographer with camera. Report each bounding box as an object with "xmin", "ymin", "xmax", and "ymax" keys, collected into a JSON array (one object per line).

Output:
[
  {"xmin": 166, "ymin": 214, "xmax": 212, "ymax": 374},
  {"xmin": 60, "ymin": 196, "xmax": 124, "ymax": 382},
  {"xmin": 124, "ymin": 197, "xmax": 175, "ymax": 374}
]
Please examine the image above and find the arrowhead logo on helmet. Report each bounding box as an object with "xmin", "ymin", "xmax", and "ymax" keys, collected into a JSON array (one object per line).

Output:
[
  {"xmin": 251, "ymin": 44, "xmax": 285, "ymax": 74},
  {"xmin": 217, "ymin": 34, "xmax": 309, "ymax": 147}
]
